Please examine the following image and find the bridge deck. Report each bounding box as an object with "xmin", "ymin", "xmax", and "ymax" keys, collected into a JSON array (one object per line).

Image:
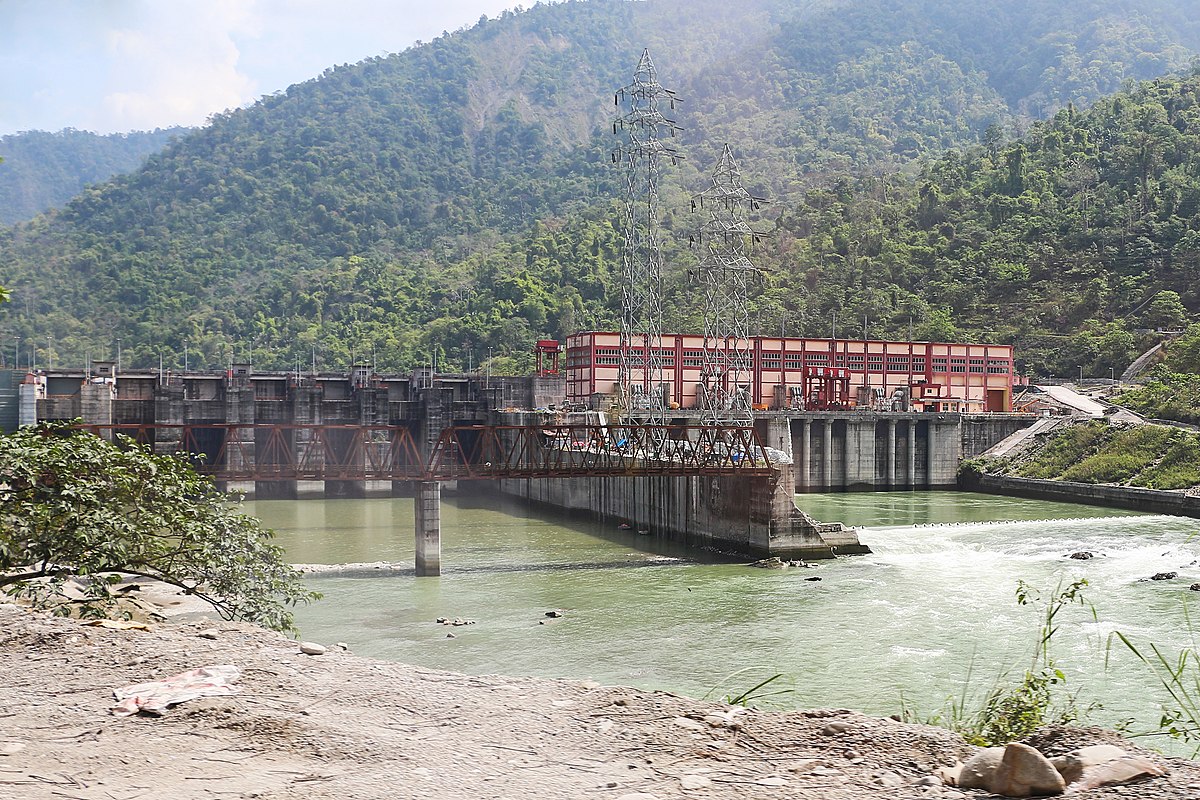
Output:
[{"xmin": 77, "ymin": 423, "xmax": 774, "ymax": 481}]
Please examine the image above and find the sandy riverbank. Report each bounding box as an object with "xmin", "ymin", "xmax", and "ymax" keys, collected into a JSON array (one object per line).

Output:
[{"xmin": 1, "ymin": 603, "xmax": 1197, "ymax": 799}]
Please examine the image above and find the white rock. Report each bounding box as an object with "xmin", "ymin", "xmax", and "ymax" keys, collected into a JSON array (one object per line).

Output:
[
  {"xmin": 197, "ymin": 628, "xmax": 218, "ymax": 640},
  {"xmin": 959, "ymin": 747, "xmax": 1005, "ymax": 790},
  {"xmin": 596, "ymin": 718, "xmax": 615, "ymax": 733},
  {"xmin": 821, "ymin": 720, "xmax": 852, "ymax": 735},
  {"xmin": 1071, "ymin": 755, "xmax": 1167, "ymax": 790},
  {"xmin": 988, "ymin": 742, "xmax": 1065, "ymax": 797},
  {"xmin": 299, "ymin": 641, "xmax": 327, "ymax": 656},
  {"xmin": 0, "ymin": 742, "xmax": 25, "ymax": 756},
  {"xmin": 1050, "ymin": 744, "xmax": 1127, "ymax": 785},
  {"xmin": 679, "ymin": 774, "xmax": 711, "ymax": 790},
  {"xmin": 755, "ymin": 775, "xmax": 788, "ymax": 787}
]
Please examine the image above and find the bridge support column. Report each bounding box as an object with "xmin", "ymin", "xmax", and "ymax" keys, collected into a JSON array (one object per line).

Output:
[
  {"xmin": 887, "ymin": 419, "xmax": 897, "ymax": 488},
  {"xmin": 415, "ymin": 481, "xmax": 442, "ymax": 577},
  {"xmin": 907, "ymin": 420, "xmax": 916, "ymax": 489}
]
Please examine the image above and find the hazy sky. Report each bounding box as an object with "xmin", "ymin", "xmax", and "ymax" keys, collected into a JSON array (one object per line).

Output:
[{"xmin": 0, "ymin": 0, "xmax": 531, "ymax": 136}]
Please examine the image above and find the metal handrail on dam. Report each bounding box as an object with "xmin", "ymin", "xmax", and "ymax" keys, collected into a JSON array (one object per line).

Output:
[{"xmin": 75, "ymin": 422, "xmax": 774, "ymax": 481}]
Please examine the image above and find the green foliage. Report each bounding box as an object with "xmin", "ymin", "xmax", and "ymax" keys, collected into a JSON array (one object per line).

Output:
[
  {"xmin": 0, "ymin": 423, "xmax": 317, "ymax": 632},
  {"xmin": 1139, "ymin": 435, "xmax": 1200, "ymax": 489},
  {"xmin": 0, "ymin": 128, "xmax": 187, "ymax": 225},
  {"xmin": 918, "ymin": 580, "xmax": 1091, "ymax": 746},
  {"xmin": 703, "ymin": 667, "xmax": 796, "ymax": 708},
  {"xmin": 1116, "ymin": 366, "xmax": 1200, "ymax": 425},
  {"xmin": 1059, "ymin": 425, "xmax": 1174, "ymax": 483},
  {"xmin": 1015, "ymin": 421, "xmax": 1110, "ymax": 479},
  {"xmin": 1114, "ymin": 610, "xmax": 1200, "ymax": 756}
]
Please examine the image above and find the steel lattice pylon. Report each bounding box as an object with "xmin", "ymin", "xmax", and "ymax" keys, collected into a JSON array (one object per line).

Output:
[
  {"xmin": 612, "ymin": 49, "xmax": 681, "ymax": 423},
  {"xmin": 691, "ymin": 144, "xmax": 766, "ymax": 427}
]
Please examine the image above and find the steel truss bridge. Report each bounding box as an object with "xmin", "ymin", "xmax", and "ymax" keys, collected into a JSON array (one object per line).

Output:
[{"xmin": 77, "ymin": 422, "xmax": 773, "ymax": 481}]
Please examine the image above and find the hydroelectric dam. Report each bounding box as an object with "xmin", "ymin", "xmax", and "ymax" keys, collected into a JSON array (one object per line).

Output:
[{"xmin": 6, "ymin": 362, "xmax": 1035, "ymax": 574}]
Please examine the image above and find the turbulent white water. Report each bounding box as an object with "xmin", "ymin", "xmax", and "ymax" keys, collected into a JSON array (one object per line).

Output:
[{"xmin": 246, "ymin": 491, "xmax": 1200, "ymax": 752}]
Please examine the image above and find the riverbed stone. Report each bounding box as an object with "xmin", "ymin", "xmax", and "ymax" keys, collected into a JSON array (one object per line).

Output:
[
  {"xmin": 197, "ymin": 628, "xmax": 218, "ymax": 640},
  {"xmin": 958, "ymin": 747, "xmax": 1005, "ymax": 790},
  {"xmin": 1150, "ymin": 571, "xmax": 1178, "ymax": 581},
  {"xmin": 1067, "ymin": 551, "xmax": 1093, "ymax": 560},
  {"xmin": 1070, "ymin": 755, "xmax": 1167, "ymax": 790},
  {"xmin": 821, "ymin": 720, "xmax": 852, "ymax": 735},
  {"xmin": 1050, "ymin": 744, "xmax": 1127, "ymax": 784},
  {"xmin": 988, "ymin": 742, "xmax": 1065, "ymax": 797},
  {"xmin": 299, "ymin": 641, "xmax": 327, "ymax": 656}
]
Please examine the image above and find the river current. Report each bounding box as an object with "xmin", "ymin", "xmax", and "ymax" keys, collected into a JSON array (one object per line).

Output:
[{"xmin": 246, "ymin": 491, "xmax": 1200, "ymax": 747}]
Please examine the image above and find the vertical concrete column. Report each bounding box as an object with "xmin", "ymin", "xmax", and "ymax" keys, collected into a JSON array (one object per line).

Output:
[
  {"xmin": 887, "ymin": 419, "xmax": 897, "ymax": 488},
  {"xmin": 415, "ymin": 480, "xmax": 442, "ymax": 577},
  {"xmin": 80, "ymin": 382, "xmax": 114, "ymax": 440},
  {"xmin": 906, "ymin": 420, "xmax": 917, "ymax": 489},
  {"xmin": 799, "ymin": 420, "xmax": 811, "ymax": 491},
  {"xmin": 926, "ymin": 420, "xmax": 936, "ymax": 488},
  {"xmin": 822, "ymin": 419, "xmax": 833, "ymax": 490}
]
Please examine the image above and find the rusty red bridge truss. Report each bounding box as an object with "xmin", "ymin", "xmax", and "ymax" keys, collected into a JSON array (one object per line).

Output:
[{"xmin": 77, "ymin": 423, "xmax": 773, "ymax": 481}]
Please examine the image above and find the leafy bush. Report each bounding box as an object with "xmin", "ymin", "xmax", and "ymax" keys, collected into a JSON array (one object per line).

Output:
[{"xmin": 0, "ymin": 423, "xmax": 318, "ymax": 632}]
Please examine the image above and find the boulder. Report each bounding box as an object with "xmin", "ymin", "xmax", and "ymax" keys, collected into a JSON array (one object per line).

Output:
[
  {"xmin": 1050, "ymin": 744, "xmax": 1127, "ymax": 784},
  {"xmin": 958, "ymin": 747, "xmax": 1005, "ymax": 790},
  {"xmin": 298, "ymin": 641, "xmax": 327, "ymax": 656},
  {"xmin": 1070, "ymin": 755, "xmax": 1167, "ymax": 790},
  {"xmin": 988, "ymin": 742, "xmax": 1065, "ymax": 797},
  {"xmin": 1067, "ymin": 552, "xmax": 1094, "ymax": 560},
  {"xmin": 1150, "ymin": 572, "xmax": 1178, "ymax": 581},
  {"xmin": 1190, "ymin": 583, "xmax": 1200, "ymax": 592}
]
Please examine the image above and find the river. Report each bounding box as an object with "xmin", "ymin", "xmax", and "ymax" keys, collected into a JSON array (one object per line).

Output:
[{"xmin": 245, "ymin": 490, "xmax": 1200, "ymax": 748}]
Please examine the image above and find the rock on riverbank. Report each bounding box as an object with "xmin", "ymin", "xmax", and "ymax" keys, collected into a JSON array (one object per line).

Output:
[{"xmin": 0, "ymin": 603, "xmax": 1196, "ymax": 799}]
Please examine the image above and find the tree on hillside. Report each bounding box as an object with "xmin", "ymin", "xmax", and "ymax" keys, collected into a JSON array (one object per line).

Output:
[{"xmin": 0, "ymin": 424, "xmax": 317, "ymax": 632}]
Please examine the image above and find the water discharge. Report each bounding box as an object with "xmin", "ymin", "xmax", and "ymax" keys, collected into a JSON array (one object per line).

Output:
[{"xmin": 247, "ymin": 491, "xmax": 1200, "ymax": 749}]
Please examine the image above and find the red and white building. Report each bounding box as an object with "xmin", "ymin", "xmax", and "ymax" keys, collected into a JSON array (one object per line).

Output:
[{"xmin": 564, "ymin": 332, "xmax": 1017, "ymax": 413}]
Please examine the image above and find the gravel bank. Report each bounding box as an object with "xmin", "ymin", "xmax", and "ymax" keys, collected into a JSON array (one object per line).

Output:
[{"xmin": 1, "ymin": 603, "xmax": 1197, "ymax": 799}]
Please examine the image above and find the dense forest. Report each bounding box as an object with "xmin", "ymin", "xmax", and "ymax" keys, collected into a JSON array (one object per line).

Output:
[
  {"xmin": 1, "ymin": 0, "xmax": 1199, "ymax": 376},
  {"xmin": 0, "ymin": 128, "xmax": 187, "ymax": 225}
]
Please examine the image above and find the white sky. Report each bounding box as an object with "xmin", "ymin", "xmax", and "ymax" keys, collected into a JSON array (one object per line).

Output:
[{"xmin": 0, "ymin": 0, "xmax": 530, "ymax": 136}]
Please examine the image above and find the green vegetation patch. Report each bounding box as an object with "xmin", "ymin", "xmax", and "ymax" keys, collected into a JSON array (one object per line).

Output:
[
  {"xmin": 1139, "ymin": 433, "xmax": 1200, "ymax": 490},
  {"xmin": 1015, "ymin": 421, "xmax": 1110, "ymax": 480},
  {"xmin": 1059, "ymin": 425, "xmax": 1175, "ymax": 484}
]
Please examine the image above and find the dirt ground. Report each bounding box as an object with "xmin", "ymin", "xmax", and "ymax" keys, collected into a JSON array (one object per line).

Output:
[{"xmin": 2, "ymin": 602, "xmax": 1199, "ymax": 800}]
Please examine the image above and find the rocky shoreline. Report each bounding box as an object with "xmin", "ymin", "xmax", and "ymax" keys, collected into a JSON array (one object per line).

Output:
[{"xmin": 2, "ymin": 603, "xmax": 1199, "ymax": 799}]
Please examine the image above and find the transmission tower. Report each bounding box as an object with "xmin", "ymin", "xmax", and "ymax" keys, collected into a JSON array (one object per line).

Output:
[
  {"xmin": 690, "ymin": 144, "xmax": 766, "ymax": 428},
  {"xmin": 612, "ymin": 49, "xmax": 682, "ymax": 424}
]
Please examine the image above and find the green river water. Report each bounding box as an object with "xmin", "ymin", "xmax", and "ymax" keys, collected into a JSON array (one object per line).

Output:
[{"xmin": 245, "ymin": 491, "xmax": 1200, "ymax": 746}]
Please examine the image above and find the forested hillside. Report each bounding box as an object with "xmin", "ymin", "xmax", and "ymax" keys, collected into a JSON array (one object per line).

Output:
[
  {"xmin": 0, "ymin": 129, "xmax": 186, "ymax": 225},
  {"xmin": 1, "ymin": 0, "xmax": 1199, "ymax": 375}
]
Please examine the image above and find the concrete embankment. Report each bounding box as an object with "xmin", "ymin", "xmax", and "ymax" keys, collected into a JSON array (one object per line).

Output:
[{"xmin": 964, "ymin": 473, "xmax": 1200, "ymax": 519}]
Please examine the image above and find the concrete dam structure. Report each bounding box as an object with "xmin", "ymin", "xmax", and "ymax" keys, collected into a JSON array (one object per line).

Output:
[{"xmin": 8, "ymin": 365, "xmax": 1034, "ymax": 568}]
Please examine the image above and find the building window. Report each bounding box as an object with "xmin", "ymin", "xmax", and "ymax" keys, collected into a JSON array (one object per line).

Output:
[
  {"xmin": 912, "ymin": 358, "xmax": 926, "ymax": 371},
  {"xmin": 867, "ymin": 355, "xmax": 884, "ymax": 371},
  {"xmin": 950, "ymin": 357, "xmax": 967, "ymax": 374},
  {"xmin": 932, "ymin": 358, "xmax": 948, "ymax": 372},
  {"xmin": 886, "ymin": 357, "xmax": 910, "ymax": 372}
]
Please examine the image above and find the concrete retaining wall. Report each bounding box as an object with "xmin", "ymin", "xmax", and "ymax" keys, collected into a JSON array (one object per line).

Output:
[
  {"xmin": 497, "ymin": 463, "xmax": 868, "ymax": 560},
  {"xmin": 967, "ymin": 473, "xmax": 1200, "ymax": 518}
]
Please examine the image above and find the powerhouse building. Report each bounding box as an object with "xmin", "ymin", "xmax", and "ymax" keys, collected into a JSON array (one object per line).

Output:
[{"xmin": 564, "ymin": 332, "xmax": 1017, "ymax": 413}]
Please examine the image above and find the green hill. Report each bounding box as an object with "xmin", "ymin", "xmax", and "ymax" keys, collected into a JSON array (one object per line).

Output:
[
  {"xmin": 0, "ymin": 128, "xmax": 186, "ymax": 225},
  {"xmin": 1, "ymin": 0, "xmax": 1199, "ymax": 374}
]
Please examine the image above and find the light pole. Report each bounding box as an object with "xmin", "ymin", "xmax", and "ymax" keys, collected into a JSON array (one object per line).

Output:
[
  {"xmin": 1078, "ymin": 365, "xmax": 1083, "ymax": 384},
  {"xmin": 1109, "ymin": 367, "xmax": 1115, "ymax": 384}
]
